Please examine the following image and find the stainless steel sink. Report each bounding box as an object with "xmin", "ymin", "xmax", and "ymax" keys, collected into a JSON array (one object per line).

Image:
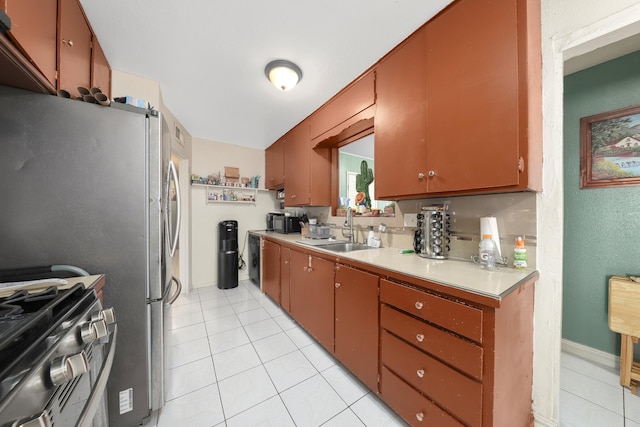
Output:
[{"xmin": 317, "ymin": 242, "xmax": 372, "ymax": 252}]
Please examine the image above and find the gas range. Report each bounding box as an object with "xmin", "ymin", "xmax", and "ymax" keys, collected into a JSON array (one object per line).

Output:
[{"xmin": 0, "ymin": 280, "xmax": 116, "ymax": 427}]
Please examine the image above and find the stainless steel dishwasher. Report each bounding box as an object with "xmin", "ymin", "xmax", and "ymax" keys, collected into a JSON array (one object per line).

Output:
[{"xmin": 248, "ymin": 233, "xmax": 260, "ymax": 285}]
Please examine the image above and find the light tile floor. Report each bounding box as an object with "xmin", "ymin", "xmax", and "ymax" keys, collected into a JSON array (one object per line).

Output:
[
  {"xmin": 143, "ymin": 279, "xmax": 408, "ymax": 427},
  {"xmin": 144, "ymin": 278, "xmax": 640, "ymax": 427},
  {"xmin": 560, "ymin": 350, "xmax": 640, "ymax": 426}
]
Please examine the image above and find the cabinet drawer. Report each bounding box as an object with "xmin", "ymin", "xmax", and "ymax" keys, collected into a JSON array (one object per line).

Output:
[
  {"xmin": 380, "ymin": 279, "xmax": 483, "ymax": 343},
  {"xmin": 381, "ymin": 331, "xmax": 482, "ymax": 427},
  {"xmin": 381, "ymin": 304, "xmax": 483, "ymax": 380},
  {"xmin": 380, "ymin": 366, "xmax": 464, "ymax": 427}
]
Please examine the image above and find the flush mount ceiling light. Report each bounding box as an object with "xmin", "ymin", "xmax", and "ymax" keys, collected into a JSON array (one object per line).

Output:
[{"xmin": 265, "ymin": 60, "xmax": 303, "ymax": 91}]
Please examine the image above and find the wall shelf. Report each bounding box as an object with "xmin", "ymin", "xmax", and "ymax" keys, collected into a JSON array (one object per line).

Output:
[{"xmin": 192, "ymin": 183, "xmax": 270, "ymax": 205}]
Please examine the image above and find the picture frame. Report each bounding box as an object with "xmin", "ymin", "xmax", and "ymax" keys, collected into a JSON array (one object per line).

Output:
[{"xmin": 580, "ymin": 104, "xmax": 640, "ymax": 189}]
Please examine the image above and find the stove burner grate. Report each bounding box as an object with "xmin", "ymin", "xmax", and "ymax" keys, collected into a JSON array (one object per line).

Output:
[{"xmin": 0, "ymin": 283, "xmax": 94, "ymax": 383}]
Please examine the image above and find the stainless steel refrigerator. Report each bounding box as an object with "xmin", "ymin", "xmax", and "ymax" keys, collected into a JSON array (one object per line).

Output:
[{"xmin": 0, "ymin": 85, "xmax": 181, "ymax": 427}]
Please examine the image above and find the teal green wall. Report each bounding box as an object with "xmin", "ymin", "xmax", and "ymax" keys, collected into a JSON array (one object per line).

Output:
[{"xmin": 563, "ymin": 50, "xmax": 640, "ymax": 355}]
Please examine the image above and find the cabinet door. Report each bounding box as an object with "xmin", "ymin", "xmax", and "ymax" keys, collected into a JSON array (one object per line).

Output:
[
  {"xmin": 261, "ymin": 240, "xmax": 281, "ymax": 303},
  {"xmin": 284, "ymin": 123, "xmax": 310, "ymax": 206},
  {"xmin": 91, "ymin": 36, "xmax": 111, "ymax": 99},
  {"xmin": 280, "ymin": 247, "xmax": 291, "ymax": 312},
  {"xmin": 265, "ymin": 137, "xmax": 285, "ymax": 190},
  {"xmin": 3, "ymin": 0, "xmax": 57, "ymax": 86},
  {"xmin": 375, "ymin": 28, "xmax": 428, "ymax": 199},
  {"xmin": 58, "ymin": 0, "xmax": 91, "ymax": 98},
  {"xmin": 289, "ymin": 250, "xmax": 334, "ymax": 351},
  {"xmin": 425, "ymin": 0, "xmax": 519, "ymax": 192},
  {"xmin": 335, "ymin": 264, "xmax": 379, "ymax": 391}
]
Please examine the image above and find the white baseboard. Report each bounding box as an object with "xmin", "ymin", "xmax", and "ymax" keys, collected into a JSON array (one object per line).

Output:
[
  {"xmin": 533, "ymin": 411, "xmax": 558, "ymax": 427},
  {"xmin": 561, "ymin": 339, "xmax": 619, "ymax": 370}
]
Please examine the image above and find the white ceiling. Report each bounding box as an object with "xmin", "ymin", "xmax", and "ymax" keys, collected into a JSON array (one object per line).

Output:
[{"xmin": 79, "ymin": 0, "xmax": 454, "ymax": 150}]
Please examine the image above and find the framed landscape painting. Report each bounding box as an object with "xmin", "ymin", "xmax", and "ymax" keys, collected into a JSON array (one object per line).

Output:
[{"xmin": 580, "ymin": 104, "xmax": 640, "ymax": 189}]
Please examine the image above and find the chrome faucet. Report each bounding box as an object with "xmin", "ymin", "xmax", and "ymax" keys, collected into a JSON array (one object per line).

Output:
[{"xmin": 342, "ymin": 207, "xmax": 355, "ymax": 243}]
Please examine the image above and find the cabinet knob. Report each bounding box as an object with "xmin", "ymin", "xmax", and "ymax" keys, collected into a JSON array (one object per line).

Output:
[
  {"xmin": 335, "ymin": 282, "xmax": 341, "ymax": 288},
  {"xmin": 416, "ymin": 412, "xmax": 424, "ymax": 422},
  {"xmin": 284, "ymin": 260, "xmax": 289, "ymax": 265},
  {"xmin": 291, "ymin": 194, "xmax": 297, "ymax": 199},
  {"xmin": 416, "ymin": 369, "xmax": 425, "ymax": 378},
  {"xmin": 415, "ymin": 301, "xmax": 424, "ymax": 310},
  {"xmin": 416, "ymin": 333, "xmax": 424, "ymax": 343},
  {"xmin": 428, "ymin": 170, "xmax": 436, "ymax": 177},
  {"xmin": 303, "ymin": 266, "xmax": 307, "ymax": 271},
  {"xmin": 62, "ymin": 39, "xmax": 74, "ymax": 47},
  {"xmin": 418, "ymin": 172, "xmax": 425, "ymax": 179},
  {"xmin": 307, "ymin": 268, "xmax": 313, "ymax": 273}
]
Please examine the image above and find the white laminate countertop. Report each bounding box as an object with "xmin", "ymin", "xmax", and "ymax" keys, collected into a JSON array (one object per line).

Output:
[{"xmin": 253, "ymin": 231, "xmax": 538, "ymax": 300}]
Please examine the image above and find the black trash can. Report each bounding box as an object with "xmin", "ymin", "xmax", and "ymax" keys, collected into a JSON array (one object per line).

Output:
[{"xmin": 217, "ymin": 220, "xmax": 238, "ymax": 289}]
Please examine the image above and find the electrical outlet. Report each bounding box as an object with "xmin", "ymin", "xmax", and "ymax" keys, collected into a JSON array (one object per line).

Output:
[{"xmin": 403, "ymin": 213, "xmax": 418, "ymax": 227}]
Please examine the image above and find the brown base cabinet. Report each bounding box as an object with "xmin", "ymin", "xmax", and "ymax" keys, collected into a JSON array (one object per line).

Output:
[
  {"xmin": 261, "ymin": 239, "xmax": 280, "ymax": 304},
  {"xmin": 289, "ymin": 249, "xmax": 335, "ymax": 351},
  {"xmin": 334, "ymin": 264, "xmax": 379, "ymax": 391},
  {"xmin": 260, "ymin": 237, "xmax": 535, "ymax": 426},
  {"xmin": 379, "ymin": 278, "xmax": 534, "ymax": 427},
  {"xmin": 280, "ymin": 247, "xmax": 291, "ymax": 312}
]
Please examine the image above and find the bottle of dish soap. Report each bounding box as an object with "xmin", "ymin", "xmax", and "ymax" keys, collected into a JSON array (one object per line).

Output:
[
  {"xmin": 513, "ymin": 237, "xmax": 528, "ymax": 269},
  {"xmin": 367, "ymin": 226, "xmax": 375, "ymax": 247}
]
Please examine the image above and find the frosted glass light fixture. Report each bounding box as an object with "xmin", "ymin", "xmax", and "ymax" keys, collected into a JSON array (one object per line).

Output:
[{"xmin": 265, "ymin": 60, "xmax": 303, "ymax": 91}]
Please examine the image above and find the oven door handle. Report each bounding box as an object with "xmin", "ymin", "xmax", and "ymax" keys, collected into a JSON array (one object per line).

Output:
[{"xmin": 77, "ymin": 325, "xmax": 118, "ymax": 427}]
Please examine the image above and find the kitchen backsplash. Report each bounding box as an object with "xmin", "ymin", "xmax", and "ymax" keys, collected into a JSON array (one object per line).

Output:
[{"xmin": 302, "ymin": 191, "xmax": 537, "ymax": 268}]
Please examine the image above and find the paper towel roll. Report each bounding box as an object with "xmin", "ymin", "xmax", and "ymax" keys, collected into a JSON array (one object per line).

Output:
[{"xmin": 480, "ymin": 216, "xmax": 502, "ymax": 258}]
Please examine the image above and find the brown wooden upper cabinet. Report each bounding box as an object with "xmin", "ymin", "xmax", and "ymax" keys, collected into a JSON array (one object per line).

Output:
[
  {"xmin": 375, "ymin": 0, "xmax": 541, "ymax": 198},
  {"xmin": 376, "ymin": 0, "xmax": 541, "ymax": 198},
  {"xmin": 283, "ymin": 119, "xmax": 332, "ymax": 207},
  {"xmin": 424, "ymin": 0, "xmax": 538, "ymax": 194},
  {"xmin": 375, "ymin": 27, "xmax": 427, "ymax": 199},
  {"xmin": 265, "ymin": 137, "xmax": 285, "ymax": 190},
  {"xmin": 91, "ymin": 36, "xmax": 111, "ymax": 99},
  {"xmin": 267, "ymin": 0, "xmax": 541, "ymax": 202},
  {"xmin": 1, "ymin": 0, "xmax": 112, "ymax": 99},
  {"xmin": 58, "ymin": 0, "xmax": 91, "ymax": 98},
  {"xmin": 2, "ymin": 0, "xmax": 58, "ymax": 87}
]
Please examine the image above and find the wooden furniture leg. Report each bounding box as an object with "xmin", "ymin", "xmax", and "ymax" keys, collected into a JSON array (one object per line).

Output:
[{"xmin": 621, "ymin": 334, "xmax": 634, "ymax": 387}]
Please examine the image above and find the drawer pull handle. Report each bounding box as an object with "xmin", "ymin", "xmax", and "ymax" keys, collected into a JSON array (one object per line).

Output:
[
  {"xmin": 415, "ymin": 301, "xmax": 424, "ymax": 310},
  {"xmin": 416, "ymin": 369, "xmax": 425, "ymax": 378},
  {"xmin": 335, "ymin": 282, "xmax": 341, "ymax": 288},
  {"xmin": 416, "ymin": 412, "xmax": 424, "ymax": 422},
  {"xmin": 416, "ymin": 333, "xmax": 424, "ymax": 342}
]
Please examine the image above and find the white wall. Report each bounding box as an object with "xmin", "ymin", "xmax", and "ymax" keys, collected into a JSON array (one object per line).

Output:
[
  {"xmin": 191, "ymin": 137, "xmax": 279, "ymax": 288},
  {"xmin": 536, "ymin": 1, "xmax": 640, "ymax": 425}
]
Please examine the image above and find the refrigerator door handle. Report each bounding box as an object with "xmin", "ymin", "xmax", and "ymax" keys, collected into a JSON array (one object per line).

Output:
[
  {"xmin": 167, "ymin": 160, "xmax": 181, "ymax": 258},
  {"xmin": 167, "ymin": 276, "xmax": 182, "ymax": 305},
  {"xmin": 149, "ymin": 275, "xmax": 182, "ymax": 304}
]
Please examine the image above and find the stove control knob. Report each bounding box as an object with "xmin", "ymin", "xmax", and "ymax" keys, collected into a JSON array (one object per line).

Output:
[
  {"xmin": 14, "ymin": 411, "xmax": 52, "ymax": 427},
  {"xmin": 49, "ymin": 351, "xmax": 89, "ymax": 386},
  {"xmin": 91, "ymin": 307, "xmax": 116, "ymax": 325},
  {"xmin": 81, "ymin": 319, "xmax": 108, "ymax": 344}
]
